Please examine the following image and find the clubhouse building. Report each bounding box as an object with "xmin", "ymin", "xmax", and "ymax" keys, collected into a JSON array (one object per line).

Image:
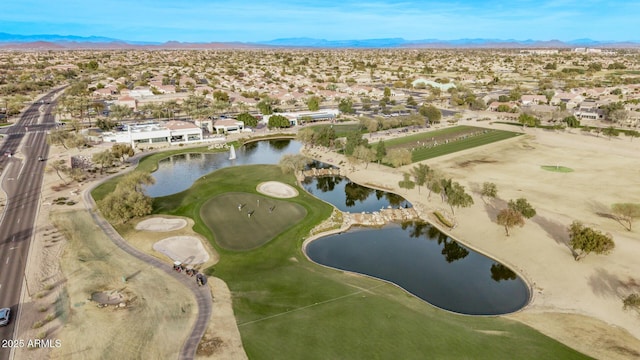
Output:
[
  {"xmin": 262, "ymin": 109, "xmax": 339, "ymax": 127},
  {"xmin": 102, "ymin": 120, "xmax": 204, "ymax": 146}
]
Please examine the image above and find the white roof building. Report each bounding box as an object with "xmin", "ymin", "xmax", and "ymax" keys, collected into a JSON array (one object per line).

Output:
[
  {"xmin": 411, "ymin": 78, "xmax": 456, "ymax": 91},
  {"xmin": 102, "ymin": 121, "xmax": 203, "ymax": 146},
  {"xmin": 262, "ymin": 109, "xmax": 340, "ymax": 127}
]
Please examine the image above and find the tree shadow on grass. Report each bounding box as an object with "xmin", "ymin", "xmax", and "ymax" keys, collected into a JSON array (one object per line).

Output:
[
  {"xmin": 587, "ymin": 200, "xmax": 630, "ymax": 231},
  {"xmin": 588, "ymin": 267, "xmax": 633, "ymax": 299},
  {"xmin": 483, "ymin": 198, "xmax": 507, "ymax": 223},
  {"xmin": 531, "ymin": 215, "xmax": 574, "ymax": 252}
]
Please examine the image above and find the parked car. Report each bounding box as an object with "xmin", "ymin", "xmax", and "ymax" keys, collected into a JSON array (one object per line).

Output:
[{"xmin": 0, "ymin": 308, "xmax": 10, "ymax": 326}]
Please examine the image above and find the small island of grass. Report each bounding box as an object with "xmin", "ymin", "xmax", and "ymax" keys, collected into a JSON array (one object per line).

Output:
[{"xmin": 541, "ymin": 165, "xmax": 574, "ymax": 173}]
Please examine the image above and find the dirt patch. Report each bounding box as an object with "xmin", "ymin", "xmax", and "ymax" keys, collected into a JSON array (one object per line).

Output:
[
  {"xmin": 91, "ymin": 289, "xmax": 129, "ymax": 305},
  {"xmin": 256, "ymin": 181, "xmax": 298, "ymax": 198},
  {"xmin": 197, "ymin": 334, "xmax": 224, "ymax": 356},
  {"xmin": 48, "ymin": 210, "xmax": 196, "ymax": 360},
  {"xmin": 509, "ymin": 312, "xmax": 640, "ymax": 360},
  {"xmin": 456, "ymin": 158, "xmax": 498, "ymax": 168}
]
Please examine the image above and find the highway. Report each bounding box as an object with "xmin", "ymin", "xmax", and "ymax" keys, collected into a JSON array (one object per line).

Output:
[{"xmin": 0, "ymin": 88, "xmax": 64, "ymax": 360}]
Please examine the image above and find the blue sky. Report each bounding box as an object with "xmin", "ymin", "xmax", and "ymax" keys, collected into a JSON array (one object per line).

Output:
[{"xmin": 1, "ymin": 0, "xmax": 637, "ymax": 42}]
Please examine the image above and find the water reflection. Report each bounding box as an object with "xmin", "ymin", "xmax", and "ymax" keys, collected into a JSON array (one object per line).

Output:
[
  {"xmin": 490, "ymin": 263, "xmax": 517, "ymax": 282},
  {"xmin": 301, "ymin": 177, "xmax": 411, "ymax": 213},
  {"xmin": 146, "ymin": 139, "xmax": 302, "ymax": 197},
  {"xmin": 305, "ymin": 221, "xmax": 529, "ymax": 315},
  {"xmin": 402, "ymin": 221, "xmax": 470, "ymax": 263}
]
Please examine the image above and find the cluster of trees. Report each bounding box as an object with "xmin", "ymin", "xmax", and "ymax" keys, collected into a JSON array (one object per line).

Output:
[
  {"xmin": 267, "ymin": 114, "xmax": 291, "ymax": 129},
  {"xmin": 1, "ymin": 94, "xmax": 33, "ymax": 117},
  {"xmin": 278, "ymin": 154, "xmax": 310, "ymax": 175},
  {"xmin": 496, "ymin": 198, "xmax": 537, "ymax": 236},
  {"xmin": 97, "ymin": 172, "xmax": 155, "ymax": 224},
  {"xmin": 402, "ymin": 164, "xmax": 473, "ymax": 216},
  {"xmin": 46, "ymin": 127, "xmax": 89, "ymax": 150},
  {"xmin": 343, "ymin": 133, "xmax": 407, "ymax": 168},
  {"xmin": 297, "ymin": 126, "xmax": 337, "ymax": 148},
  {"xmin": 562, "ymin": 115, "xmax": 581, "ymax": 128},
  {"xmin": 92, "ymin": 144, "xmax": 135, "ymax": 174},
  {"xmin": 359, "ymin": 114, "xmax": 425, "ymax": 133},
  {"xmin": 418, "ymin": 105, "xmax": 442, "ymax": 124},
  {"xmin": 338, "ymin": 98, "xmax": 355, "ymax": 114},
  {"xmin": 518, "ymin": 113, "xmax": 541, "ymax": 127},
  {"xmin": 236, "ymin": 112, "xmax": 259, "ymax": 127},
  {"xmin": 306, "ymin": 96, "xmax": 321, "ymax": 111},
  {"xmin": 568, "ymin": 221, "xmax": 615, "ymax": 260},
  {"xmin": 479, "ymin": 183, "xmax": 618, "ymax": 261}
]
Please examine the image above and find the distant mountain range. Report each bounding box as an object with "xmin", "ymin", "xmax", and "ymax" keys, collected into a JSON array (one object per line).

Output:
[{"xmin": 1, "ymin": 32, "xmax": 639, "ymax": 49}]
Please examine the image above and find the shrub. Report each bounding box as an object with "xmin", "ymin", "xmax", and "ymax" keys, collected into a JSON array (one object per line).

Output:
[
  {"xmin": 623, "ymin": 293, "xmax": 640, "ymax": 310},
  {"xmin": 434, "ymin": 211, "xmax": 454, "ymax": 228}
]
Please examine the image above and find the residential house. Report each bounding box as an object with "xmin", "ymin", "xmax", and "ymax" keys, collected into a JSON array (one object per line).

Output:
[
  {"xmin": 573, "ymin": 100, "xmax": 604, "ymax": 121},
  {"xmin": 115, "ymin": 95, "xmax": 137, "ymax": 110},
  {"xmin": 520, "ymin": 95, "xmax": 548, "ymax": 106},
  {"xmin": 551, "ymin": 93, "xmax": 584, "ymax": 109}
]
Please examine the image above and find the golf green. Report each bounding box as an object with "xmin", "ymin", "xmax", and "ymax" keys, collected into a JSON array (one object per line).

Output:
[{"xmin": 201, "ymin": 192, "xmax": 307, "ymax": 250}]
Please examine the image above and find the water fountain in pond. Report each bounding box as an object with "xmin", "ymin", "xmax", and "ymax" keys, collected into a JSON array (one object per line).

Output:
[{"xmin": 229, "ymin": 144, "xmax": 236, "ymax": 160}]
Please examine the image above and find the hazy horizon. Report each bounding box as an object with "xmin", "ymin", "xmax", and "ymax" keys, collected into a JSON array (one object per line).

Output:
[{"xmin": 1, "ymin": 0, "xmax": 638, "ymax": 43}]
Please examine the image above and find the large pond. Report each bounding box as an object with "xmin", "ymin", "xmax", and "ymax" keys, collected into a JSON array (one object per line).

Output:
[
  {"xmin": 301, "ymin": 177, "xmax": 411, "ymax": 213},
  {"xmin": 146, "ymin": 139, "xmax": 302, "ymax": 197},
  {"xmin": 147, "ymin": 139, "xmax": 530, "ymax": 315},
  {"xmin": 306, "ymin": 222, "xmax": 529, "ymax": 315}
]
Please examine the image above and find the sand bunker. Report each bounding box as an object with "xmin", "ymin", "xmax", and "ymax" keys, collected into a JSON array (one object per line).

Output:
[
  {"xmin": 152, "ymin": 236, "xmax": 210, "ymax": 264},
  {"xmin": 257, "ymin": 181, "xmax": 298, "ymax": 198},
  {"xmin": 136, "ymin": 217, "xmax": 187, "ymax": 232}
]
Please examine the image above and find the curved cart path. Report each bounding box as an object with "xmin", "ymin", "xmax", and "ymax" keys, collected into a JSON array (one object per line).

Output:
[{"xmin": 83, "ymin": 164, "xmax": 212, "ymax": 360}]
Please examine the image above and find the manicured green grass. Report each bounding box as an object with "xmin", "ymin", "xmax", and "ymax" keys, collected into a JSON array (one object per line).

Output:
[
  {"xmin": 377, "ymin": 126, "xmax": 521, "ymax": 164},
  {"xmin": 201, "ymin": 192, "xmax": 306, "ymax": 250},
  {"xmin": 383, "ymin": 125, "xmax": 480, "ymax": 148},
  {"xmin": 541, "ymin": 165, "xmax": 574, "ymax": 173},
  {"xmin": 149, "ymin": 164, "xmax": 587, "ymax": 360},
  {"xmin": 409, "ymin": 129, "xmax": 520, "ymax": 162},
  {"xmin": 309, "ymin": 123, "xmax": 365, "ymax": 138}
]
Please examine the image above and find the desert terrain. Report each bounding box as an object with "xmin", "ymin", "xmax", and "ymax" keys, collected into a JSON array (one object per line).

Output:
[{"xmin": 331, "ymin": 121, "xmax": 640, "ymax": 359}]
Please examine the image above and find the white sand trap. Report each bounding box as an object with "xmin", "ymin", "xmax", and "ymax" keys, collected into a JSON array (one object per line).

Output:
[
  {"xmin": 257, "ymin": 181, "xmax": 298, "ymax": 198},
  {"xmin": 153, "ymin": 236, "xmax": 210, "ymax": 264},
  {"xmin": 136, "ymin": 217, "xmax": 187, "ymax": 232}
]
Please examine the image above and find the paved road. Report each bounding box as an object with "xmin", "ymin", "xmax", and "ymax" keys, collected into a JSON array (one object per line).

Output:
[
  {"xmin": 0, "ymin": 89, "xmax": 64, "ymax": 360},
  {"xmin": 83, "ymin": 161, "xmax": 212, "ymax": 359},
  {"xmin": 0, "ymin": 91, "xmax": 211, "ymax": 359}
]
